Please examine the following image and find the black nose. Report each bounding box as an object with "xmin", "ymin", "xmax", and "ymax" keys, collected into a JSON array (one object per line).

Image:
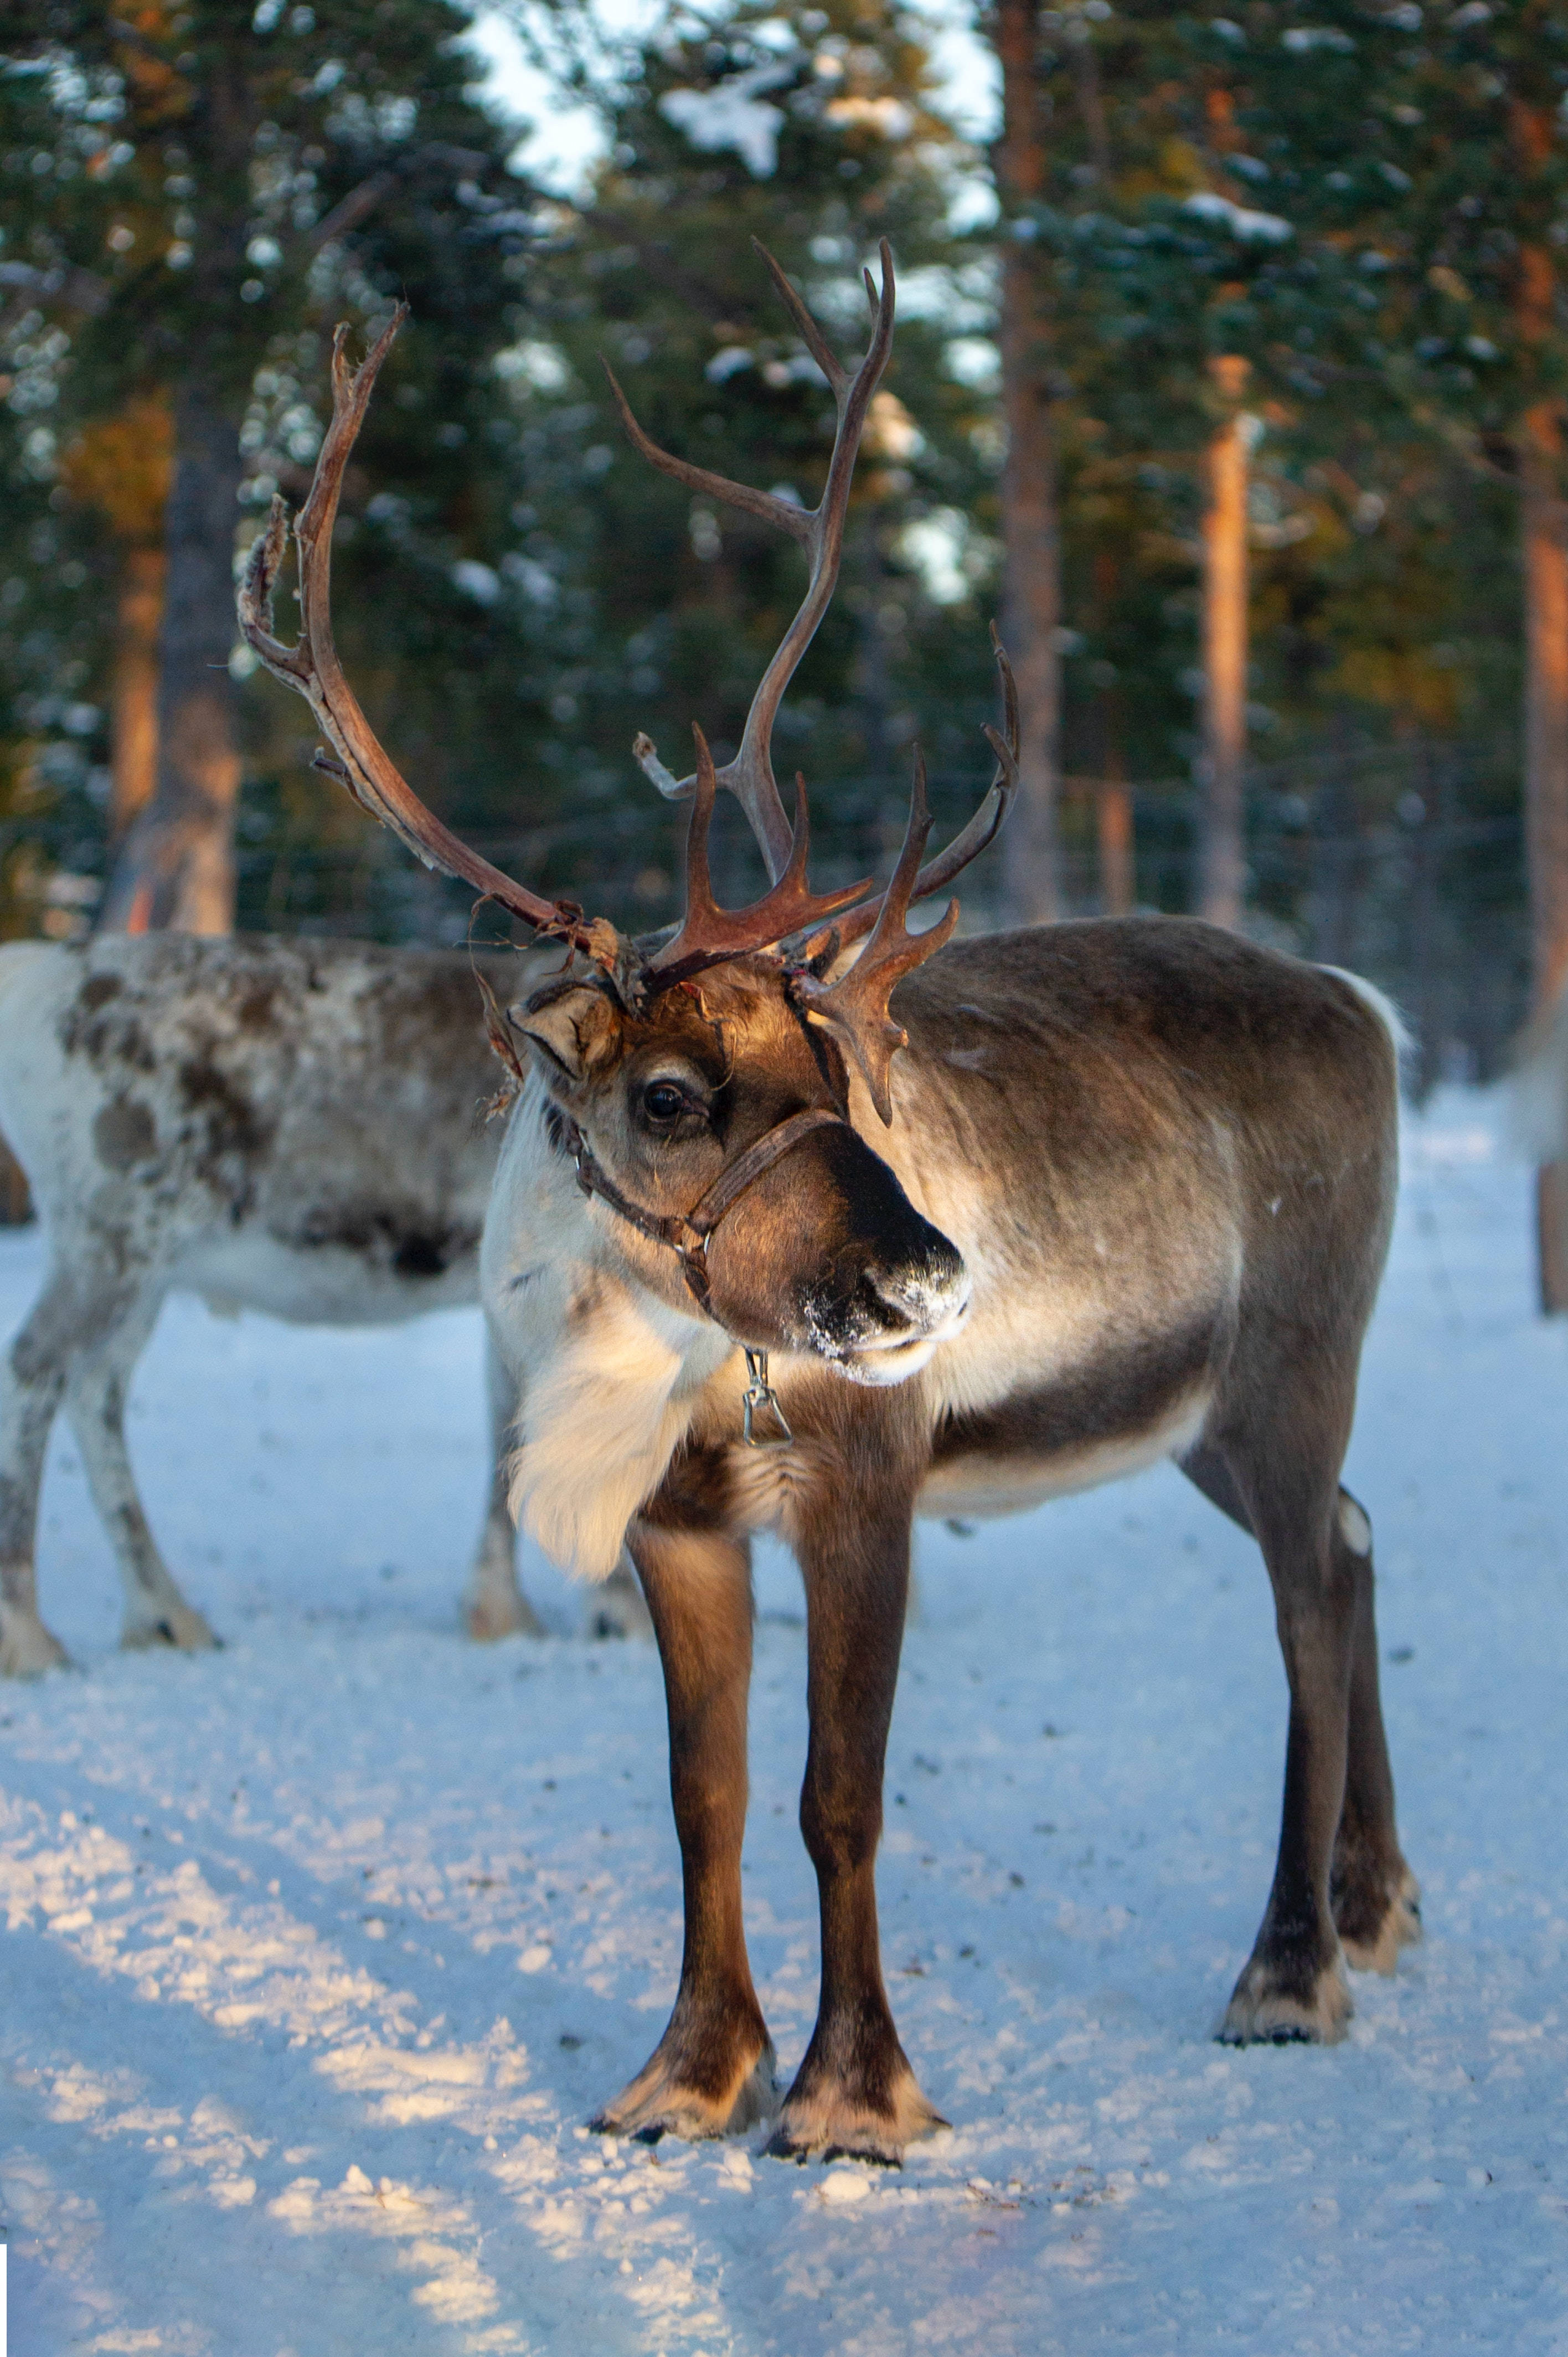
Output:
[
  {"xmin": 864, "ymin": 1237, "xmax": 966, "ymax": 1330},
  {"xmin": 798, "ymin": 1231, "xmax": 968, "ymax": 1356}
]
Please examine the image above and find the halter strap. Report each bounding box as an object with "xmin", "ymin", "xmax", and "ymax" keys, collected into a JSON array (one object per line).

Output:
[{"xmin": 561, "ymin": 1104, "xmax": 845, "ymax": 1314}]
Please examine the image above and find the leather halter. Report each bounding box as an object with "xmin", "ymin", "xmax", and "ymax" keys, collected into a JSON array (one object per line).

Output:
[{"xmin": 560, "ymin": 1104, "xmax": 845, "ymax": 1316}]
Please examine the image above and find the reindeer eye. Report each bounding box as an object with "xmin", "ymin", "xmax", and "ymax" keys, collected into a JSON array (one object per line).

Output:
[{"xmin": 642, "ymin": 1079, "xmax": 691, "ymax": 1125}]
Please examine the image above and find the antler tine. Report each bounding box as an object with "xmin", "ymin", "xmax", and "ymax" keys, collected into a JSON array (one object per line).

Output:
[
  {"xmin": 675, "ymin": 724, "xmax": 721, "ymax": 944},
  {"xmin": 833, "ymin": 629, "xmax": 1021, "ymax": 949},
  {"xmin": 238, "ymin": 496, "xmax": 307, "ymax": 682},
  {"xmin": 617, "ymin": 238, "xmax": 897, "ymax": 882},
  {"xmin": 751, "ymin": 234, "xmax": 847, "ymax": 394},
  {"xmin": 238, "ymin": 310, "xmax": 612, "ymax": 965},
  {"xmin": 871, "ymin": 743, "xmax": 934, "ymax": 941},
  {"xmin": 648, "ymin": 730, "xmax": 873, "ymax": 991},
  {"xmin": 791, "ymin": 746, "xmax": 960, "ymax": 1125},
  {"xmin": 600, "ymin": 362, "xmax": 815, "ymax": 550}
]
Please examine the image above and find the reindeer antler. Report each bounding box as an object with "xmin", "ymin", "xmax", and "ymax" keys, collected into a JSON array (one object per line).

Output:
[
  {"xmin": 238, "ymin": 310, "xmax": 618, "ymax": 970},
  {"xmin": 789, "ymin": 749, "xmax": 958, "ymax": 1124},
  {"xmin": 237, "ymin": 279, "xmax": 1016, "ymax": 1085},
  {"xmin": 833, "ymin": 628, "xmax": 1019, "ymax": 950},
  {"xmin": 646, "ymin": 727, "xmax": 873, "ymax": 989},
  {"xmin": 610, "ymin": 240, "xmax": 1020, "ymax": 964},
  {"xmin": 605, "ymin": 238, "xmax": 896, "ymax": 882}
]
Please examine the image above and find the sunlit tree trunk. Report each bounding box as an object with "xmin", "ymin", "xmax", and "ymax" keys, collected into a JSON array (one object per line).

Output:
[
  {"xmin": 58, "ymin": 394, "xmax": 172, "ymax": 857},
  {"xmin": 1198, "ymin": 354, "xmax": 1251, "ymax": 930},
  {"xmin": 110, "ymin": 545, "xmax": 164, "ymax": 843},
  {"xmin": 1520, "ymin": 398, "xmax": 1568, "ymax": 1310},
  {"xmin": 1092, "ymin": 552, "xmax": 1133, "ymax": 915},
  {"xmin": 1097, "ymin": 759, "xmax": 1134, "ymax": 917},
  {"xmin": 1512, "ymin": 93, "xmax": 1568, "ymax": 1310},
  {"xmin": 996, "ymin": 0, "xmax": 1062, "ymax": 925},
  {"xmin": 100, "ymin": 388, "xmax": 242, "ymax": 935}
]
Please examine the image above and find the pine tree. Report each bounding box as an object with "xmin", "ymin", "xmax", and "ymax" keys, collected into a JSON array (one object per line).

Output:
[
  {"xmin": 993, "ymin": 0, "xmax": 1062, "ymax": 923},
  {"xmin": 0, "ymin": 1, "xmax": 539, "ymax": 932},
  {"xmin": 508, "ymin": 0, "xmax": 996, "ymax": 922},
  {"xmin": 1342, "ymin": 1, "xmax": 1568, "ymax": 1298},
  {"xmin": 989, "ymin": 1, "xmax": 1419, "ymax": 922}
]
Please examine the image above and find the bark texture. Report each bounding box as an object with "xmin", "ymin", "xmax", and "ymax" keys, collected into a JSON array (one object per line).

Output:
[
  {"xmin": 1520, "ymin": 404, "xmax": 1568, "ymax": 1310},
  {"xmin": 1097, "ymin": 769, "xmax": 1134, "ymax": 917},
  {"xmin": 110, "ymin": 546, "xmax": 164, "ymax": 843},
  {"xmin": 99, "ymin": 388, "xmax": 243, "ymax": 936},
  {"xmin": 1521, "ymin": 406, "xmax": 1568, "ymax": 1012},
  {"xmin": 1198, "ymin": 356, "xmax": 1251, "ymax": 932},
  {"xmin": 996, "ymin": 0, "xmax": 1062, "ymax": 925},
  {"xmin": 1513, "ymin": 99, "xmax": 1568, "ymax": 1309}
]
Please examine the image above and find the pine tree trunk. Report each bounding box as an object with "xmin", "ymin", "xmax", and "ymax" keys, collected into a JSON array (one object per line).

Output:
[
  {"xmin": 1097, "ymin": 764, "xmax": 1134, "ymax": 916},
  {"xmin": 1520, "ymin": 400, "xmax": 1568, "ymax": 1311},
  {"xmin": 1198, "ymin": 356, "xmax": 1251, "ymax": 930},
  {"xmin": 110, "ymin": 545, "xmax": 164, "ymax": 843},
  {"xmin": 1508, "ymin": 106, "xmax": 1568, "ymax": 1311},
  {"xmin": 99, "ymin": 387, "xmax": 242, "ymax": 935},
  {"xmin": 996, "ymin": 0, "xmax": 1062, "ymax": 926}
]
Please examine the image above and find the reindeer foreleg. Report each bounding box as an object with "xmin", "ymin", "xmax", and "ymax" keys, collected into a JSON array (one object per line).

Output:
[
  {"xmin": 592, "ymin": 1514, "xmax": 776, "ymax": 2140},
  {"xmin": 768, "ymin": 1489, "xmax": 944, "ymax": 2164}
]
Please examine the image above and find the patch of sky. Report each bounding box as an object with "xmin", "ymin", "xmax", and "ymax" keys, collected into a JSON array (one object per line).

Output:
[{"xmin": 460, "ymin": 1, "xmax": 998, "ymax": 202}]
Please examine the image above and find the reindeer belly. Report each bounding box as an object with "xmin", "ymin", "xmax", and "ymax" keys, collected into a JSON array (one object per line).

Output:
[
  {"xmin": 179, "ymin": 1224, "xmax": 479, "ymax": 1327},
  {"xmin": 918, "ymin": 1321, "xmax": 1215, "ymax": 1523}
]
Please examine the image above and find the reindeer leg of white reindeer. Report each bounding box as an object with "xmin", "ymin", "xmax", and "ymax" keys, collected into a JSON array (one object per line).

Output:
[
  {"xmin": 463, "ymin": 1330, "xmax": 545, "ymax": 1640},
  {"xmin": 65, "ymin": 1315, "xmax": 219, "ymax": 1655},
  {"xmin": 0, "ymin": 1267, "xmax": 73, "ymax": 1676}
]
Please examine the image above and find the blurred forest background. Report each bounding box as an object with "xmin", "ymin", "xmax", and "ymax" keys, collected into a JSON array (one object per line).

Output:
[{"xmin": 1, "ymin": 0, "xmax": 1566, "ymax": 1098}]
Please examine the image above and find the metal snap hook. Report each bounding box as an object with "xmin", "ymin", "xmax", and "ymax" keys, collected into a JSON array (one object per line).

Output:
[{"xmin": 741, "ymin": 1348, "xmax": 793, "ymax": 1448}]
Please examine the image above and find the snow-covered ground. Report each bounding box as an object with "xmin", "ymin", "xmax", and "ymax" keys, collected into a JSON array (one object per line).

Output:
[{"xmin": 1, "ymin": 1088, "xmax": 1565, "ymax": 2353}]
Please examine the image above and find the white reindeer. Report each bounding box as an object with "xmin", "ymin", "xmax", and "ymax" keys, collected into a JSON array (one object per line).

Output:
[{"xmin": 0, "ymin": 930, "xmax": 644, "ymax": 1674}]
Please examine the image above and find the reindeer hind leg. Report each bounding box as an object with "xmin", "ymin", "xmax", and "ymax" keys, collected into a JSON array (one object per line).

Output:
[
  {"xmin": 1329, "ymin": 1488, "xmax": 1421, "ymax": 1973},
  {"xmin": 0, "ymin": 1266, "xmax": 74, "ymax": 1674},
  {"xmin": 66, "ymin": 1306, "xmax": 218, "ymax": 1653},
  {"xmin": 1208, "ymin": 1389, "xmax": 1362, "ymax": 2045}
]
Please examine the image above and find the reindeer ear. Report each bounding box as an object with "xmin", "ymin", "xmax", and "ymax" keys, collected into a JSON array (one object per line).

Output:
[{"xmin": 513, "ymin": 984, "xmax": 621, "ymax": 1082}]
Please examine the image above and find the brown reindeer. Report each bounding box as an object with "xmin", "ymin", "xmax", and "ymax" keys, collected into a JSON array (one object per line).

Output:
[{"xmin": 239, "ymin": 246, "xmax": 1419, "ymax": 2163}]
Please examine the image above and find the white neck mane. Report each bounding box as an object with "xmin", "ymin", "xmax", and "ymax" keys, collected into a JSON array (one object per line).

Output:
[{"xmin": 482, "ymin": 1082, "xmax": 733, "ymax": 1581}]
